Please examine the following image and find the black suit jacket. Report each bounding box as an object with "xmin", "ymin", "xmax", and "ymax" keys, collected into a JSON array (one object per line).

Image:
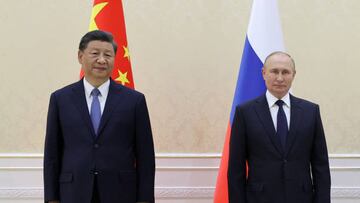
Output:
[
  {"xmin": 228, "ymin": 94, "xmax": 330, "ymax": 203},
  {"xmin": 44, "ymin": 79, "xmax": 155, "ymax": 203}
]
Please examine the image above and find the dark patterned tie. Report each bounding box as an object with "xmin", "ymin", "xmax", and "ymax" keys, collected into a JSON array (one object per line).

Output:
[
  {"xmin": 276, "ymin": 100, "xmax": 288, "ymax": 149},
  {"xmin": 90, "ymin": 88, "xmax": 101, "ymax": 136}
]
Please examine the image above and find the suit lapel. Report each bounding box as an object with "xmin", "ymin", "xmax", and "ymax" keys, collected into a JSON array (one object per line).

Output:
[
  {"xmin": 97, "ymin": 80, "xmax": 123, "ymax": 136},
  {"xmin": 71, "ymin": 79, "xmax": 96, "ymax": 137},
  {"xmin": 284, "ymin": 95, "xmax": 302, "ymax": 156},
  {"xmin": 254, "ymin": 95, "xmax": 283, "ymax": 155}
]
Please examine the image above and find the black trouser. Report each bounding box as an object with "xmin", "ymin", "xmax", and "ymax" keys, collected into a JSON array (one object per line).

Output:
[{"xmin": 91, "ymin": 175, "xmax": 100, "ymax": 203}]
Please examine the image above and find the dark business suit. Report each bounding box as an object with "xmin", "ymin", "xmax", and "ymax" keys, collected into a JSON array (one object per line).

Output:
[
  {"xmin": 44, "ymin": 79, "xmax": 155, "ymax": 203},
  {"xmin": 228, "ymin": 94, "xmax": 330, "ymax": 203}
]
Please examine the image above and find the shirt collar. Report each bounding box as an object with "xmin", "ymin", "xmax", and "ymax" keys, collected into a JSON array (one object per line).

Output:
[
  {"xmin": 83, "ymin": 78, "xmax": 110, "ymax": 98},
  {"xmin": 266, "ymin": 90, "xmax": 291, "ymax": 108}
]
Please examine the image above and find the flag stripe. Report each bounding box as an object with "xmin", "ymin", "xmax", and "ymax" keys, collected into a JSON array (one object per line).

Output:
[
  {"xmin": 214, "ymin": 1, "xmax": 285, "ymax": 202},
  {"xmin": 247, "ymin": 0, "xmax": 285, "ymax": 63},
  {"xmin": 213, "ymin": 122, "xmax": 231, "ymax": 203},
  {"xmin": 229, "ymin": 36, "xmax": 265, "ymax": 124}
]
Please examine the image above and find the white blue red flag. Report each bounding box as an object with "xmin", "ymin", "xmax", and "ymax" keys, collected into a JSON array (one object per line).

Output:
[{"xmin": 214, "ymin": 0, "xmax": 285, "ymax": 202}]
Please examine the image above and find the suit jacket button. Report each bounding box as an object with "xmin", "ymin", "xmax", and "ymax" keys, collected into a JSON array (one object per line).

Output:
[
  {"xmin": 283, "ymin": 159, "xmax": 287, "ymax": 163},
  {"xmin": 94, "ymin": 144, "xmax": 99, "ymax": 148},
  {"xmin": 94, "ymin": 171, "xmax": 99, "ymax": 175}
]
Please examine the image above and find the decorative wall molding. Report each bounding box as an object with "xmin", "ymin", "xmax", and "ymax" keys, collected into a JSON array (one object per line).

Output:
[
  {"xmin": 0, "ymin": 187, "xmax": 360, "ymax": 199},
  {"xmin": 156, "ymin": 187, "xmax": 214, "ymax": 199},
  {"xmin": 1, "ymin": 153, "xmax": 360, "ymax": 158},
  {"xmin": 332, "ymin": 187, "xmax": 360, "ymax": 198},
  {"xmin": 2, "ymin": 166, "xmax": 359, "ymax": 171},
  {"xmin": 0, "ymin": 153, "xmax": 359, "ymax": 201},
  {"xmin": 0, "ymin": 188, "xmax": 42, "ymax": 199}
]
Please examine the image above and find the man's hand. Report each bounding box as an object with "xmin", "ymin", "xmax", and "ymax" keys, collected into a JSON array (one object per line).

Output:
[{"xmin": 48, "ymin": 201, "xmax": 60, "ymax": 203}]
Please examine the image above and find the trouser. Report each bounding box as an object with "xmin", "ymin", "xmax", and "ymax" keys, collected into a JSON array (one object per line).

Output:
[{"xmin": 91, "ymin": 175, "xmax": 100, "ymax": 203}]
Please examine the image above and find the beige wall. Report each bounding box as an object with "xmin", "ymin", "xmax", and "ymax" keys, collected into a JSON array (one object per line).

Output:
[{"xmin": 0, "ymin": 0, "xmax": 359, "ymax": 153}]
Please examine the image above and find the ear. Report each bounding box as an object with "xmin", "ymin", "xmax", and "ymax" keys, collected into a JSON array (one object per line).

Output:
[
  {"xmin": 78, "ymin": 50, "xmax": 83, "ymax": 65},
  {"xmin": 261, "ymin": 67, "xmax": 266, "ymax": 77}
]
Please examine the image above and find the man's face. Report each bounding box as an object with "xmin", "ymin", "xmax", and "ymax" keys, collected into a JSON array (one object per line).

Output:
[
  {"xmin": 262, "ymin": 53, "xmax": 296, "ymax": 99},
  {"xmin": 78, "ymin": 40, "xmax": 115, "ymax": 83}
]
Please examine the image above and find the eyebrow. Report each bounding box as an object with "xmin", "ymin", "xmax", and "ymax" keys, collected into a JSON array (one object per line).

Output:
[{"xmin": 88, "ymin": 48, "xmax": 113, "ymax": 52}]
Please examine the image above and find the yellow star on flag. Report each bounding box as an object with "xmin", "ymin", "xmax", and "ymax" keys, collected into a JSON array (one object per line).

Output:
[
  {"xmin": 115, "ymin": 70, "xmax": 130, "ymax": 85},
  {"xmin": 123, "ymin": 46, "xmax": 130, "ymax": 60},
  {"xmin": 89, "ymin": 2, "xmax": 108, "ymax": 31}
]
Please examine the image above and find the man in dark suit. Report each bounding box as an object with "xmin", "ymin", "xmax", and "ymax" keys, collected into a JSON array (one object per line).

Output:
[
  {"xmin": 228, "ymin": 51, "xmax": 331, "ymax": 203},
  {"xmin": 44, "ymin": 30, "xmax": 155, "ymax": 203}
]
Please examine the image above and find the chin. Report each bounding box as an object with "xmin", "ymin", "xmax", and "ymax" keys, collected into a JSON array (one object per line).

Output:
[{"xmin": 93, "ymin": 75, "xmax": 109, "ymax": 80}]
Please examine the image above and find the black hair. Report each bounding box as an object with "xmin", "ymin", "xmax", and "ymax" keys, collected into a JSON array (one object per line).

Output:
[{"xmin": 79, "ymin": 30, "xmax": 118, "ymax": 54}]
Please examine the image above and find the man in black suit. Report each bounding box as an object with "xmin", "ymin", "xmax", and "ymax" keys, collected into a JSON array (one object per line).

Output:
[
  {"xmin": 44, "ymin": 30, "xmax": 155, "ymax": 203},
  {"xmin": 228, "ymin": 51, "xmax": 331, "ymax": 203}
]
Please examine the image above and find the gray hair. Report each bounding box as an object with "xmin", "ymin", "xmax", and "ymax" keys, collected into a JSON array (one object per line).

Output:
[{"xmin": 264, "ymin": 51, "xmax": 296, "ymax": 70}]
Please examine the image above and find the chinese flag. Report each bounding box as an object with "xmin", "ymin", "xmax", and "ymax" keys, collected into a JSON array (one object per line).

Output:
[{"xmin": 81, "ymin": 0, "xmax": 134, "ymax": 89}]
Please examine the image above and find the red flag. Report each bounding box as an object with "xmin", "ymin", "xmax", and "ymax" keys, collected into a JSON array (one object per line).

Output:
[{"xmin": 81, "ymin": 0, "xmax": 134, "ymax": 89}]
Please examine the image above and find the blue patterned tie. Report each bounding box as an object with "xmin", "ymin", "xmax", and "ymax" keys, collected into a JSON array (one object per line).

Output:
[
  {"xmin": 276, "ymin": 100, "xmax": 288, "ymax": 149},
  {"xmin": 90, "ymin": 88, "xmax": 101, "ymax": 136}
]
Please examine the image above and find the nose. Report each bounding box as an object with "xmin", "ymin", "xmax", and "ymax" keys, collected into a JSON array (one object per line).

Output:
[
  {"xmin": 96, "ymin": 55, "xmax": 106, "ymax": 64},
  {"xmin": 276, "ymin": 73, "xmax": 284, "ymax": 81}
]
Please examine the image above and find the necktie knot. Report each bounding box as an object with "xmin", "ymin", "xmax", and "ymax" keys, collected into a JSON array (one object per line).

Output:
[
  {"xmin": 91, "ymin": 88, "xmax": 101, "ymax": 97},
  {"xmin": 276, "ymin": 100, "xmax": 285, "ymax": 107}
]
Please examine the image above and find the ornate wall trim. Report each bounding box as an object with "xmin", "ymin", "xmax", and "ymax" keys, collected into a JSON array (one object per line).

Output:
[
  {"xmin": 0, "ymin": 153, "xmax": 359, "ymax": 201},
  {"xmin": 0, "ymin": 187, "xmax": 360, "ymax": 199}
]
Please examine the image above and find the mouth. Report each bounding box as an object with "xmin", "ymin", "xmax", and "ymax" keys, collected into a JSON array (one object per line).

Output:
[{"xmin": 93, "ymin": 67, "xmax": 107, "ymax": 71}]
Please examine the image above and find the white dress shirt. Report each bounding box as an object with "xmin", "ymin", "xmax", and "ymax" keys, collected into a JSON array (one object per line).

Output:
[
  {"xmin": 266, "ymin": 90, "xmax": 291, "ymax": 130},
  {"xmin": 83, "ymin": 78, "xmax": 110, "ymax": 115}
]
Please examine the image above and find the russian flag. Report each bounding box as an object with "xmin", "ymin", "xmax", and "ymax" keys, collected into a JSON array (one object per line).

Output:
[{"xmin": 214, "ymin": 0, "xmax": 285, "ymax": 202}]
